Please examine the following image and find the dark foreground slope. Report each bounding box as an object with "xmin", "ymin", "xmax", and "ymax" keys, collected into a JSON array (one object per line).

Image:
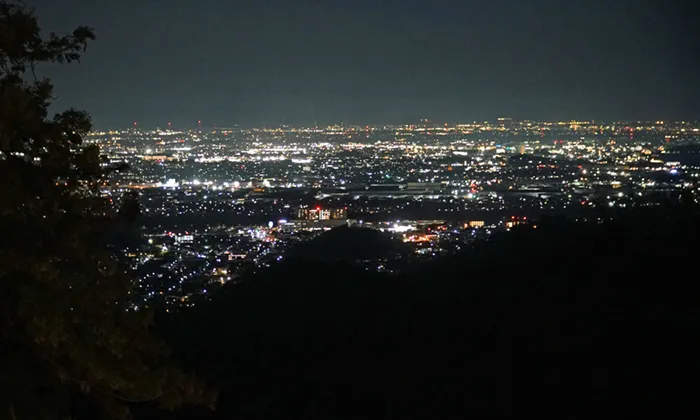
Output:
[{"xmin": 148, "ymin": 205, "xmax": 700, "ymax": 419}]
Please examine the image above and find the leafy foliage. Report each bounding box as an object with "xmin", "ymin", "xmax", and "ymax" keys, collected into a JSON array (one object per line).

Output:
[{"xmin": 0, "ymin": 2, "xmax": 215, "ymax": 418}]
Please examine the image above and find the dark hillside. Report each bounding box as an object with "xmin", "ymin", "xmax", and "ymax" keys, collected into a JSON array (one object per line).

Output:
[{"xmin": 149, "ymin": 205, "xmax": 700, "ymax": 418}]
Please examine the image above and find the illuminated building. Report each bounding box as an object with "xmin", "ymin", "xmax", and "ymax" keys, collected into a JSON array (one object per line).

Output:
[
  {"xmin": 175, "ymin": 234, "xmax": 194, "ymax": 244},
  {"xmin": 297, "ymin": 207, "xmax": 319, "ymax": 220},
  {"xmin": 468, "ymin": 221, "xmax": 485, "ymax": 228},
  {"xmin": 297, "ymin": 206, "xmax": 347, "ymax": 221},
  {"xmin": 330, "ymin": 208, "xmax": 347, "ymax": 220}
]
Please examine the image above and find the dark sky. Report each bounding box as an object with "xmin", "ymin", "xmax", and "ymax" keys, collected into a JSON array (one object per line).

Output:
[{"xmin": 31, "ymin": 0, "xmax": 700, "ymax": 128}]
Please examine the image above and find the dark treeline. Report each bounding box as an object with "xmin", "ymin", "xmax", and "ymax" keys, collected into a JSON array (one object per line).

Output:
[{"xmin": 135, "ymin": 202, "xmax": 700, "ymax": 418}]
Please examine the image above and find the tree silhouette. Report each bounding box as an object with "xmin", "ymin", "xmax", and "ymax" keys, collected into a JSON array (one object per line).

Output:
[
  {"xmin": 119, "ymin": 190, "xmax": 142, "ymax": 224},
  {"xmin": 0, "ymin": 2, "xmax": 215, "ymax": 419}
]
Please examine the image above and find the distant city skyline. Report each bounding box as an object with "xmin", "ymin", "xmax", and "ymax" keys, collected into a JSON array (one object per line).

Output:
[{"xmin": 93, "ymin": 118, "xmax": 698, "ymax": 131}]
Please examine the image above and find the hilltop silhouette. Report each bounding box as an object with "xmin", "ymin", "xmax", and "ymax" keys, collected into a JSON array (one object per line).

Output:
[
  {"xmin": 144, "ymin": 203, "xmax": 700, "ymax": 419},
  {"xmin": 286, "ymin": 225, "xmax": 408, "ymax": 263}
]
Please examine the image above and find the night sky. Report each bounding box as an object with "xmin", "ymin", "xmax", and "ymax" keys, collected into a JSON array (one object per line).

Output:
[{"xmin": 32, "ymin": 0, "xmax": 700, "ymax": 128}]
